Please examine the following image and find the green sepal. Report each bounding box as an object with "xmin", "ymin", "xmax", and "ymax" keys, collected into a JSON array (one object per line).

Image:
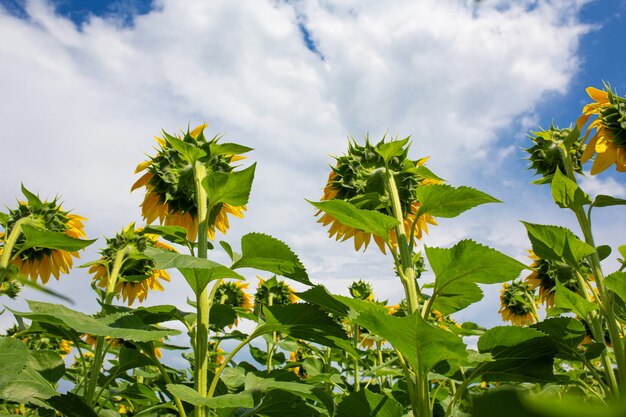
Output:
[
  {"xmin": 308, "ymin": 199, "xmax": 398, "ymax": 242},
  {"xmin": 550, "ymin": 169, "xmax": 591, "ymax": 210},
  {"xmin": 415, "ymin": 184, "xmax": 500, "ymax": 219},
  {"xmin": 20, "ymin": 224, "xmax": 96, "ymax": 252},
  {"xmin": 209, "ymin": 142, "xmax": 253, "ymax": 157},
  {"xmin": 20, "ymin": 184, "xmax": 43, "ymax": 210},
  {"xmin": 375, "ymin": 136, "xmax": 410, "ymax": 165},
  {"xmin": 161, "ymin": 130, "xmax": 206, "ymax": 163}
]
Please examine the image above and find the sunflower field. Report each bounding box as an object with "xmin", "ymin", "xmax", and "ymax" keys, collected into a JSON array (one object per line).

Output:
[{"xmin": 1, "ymin": 84, "xmax": 626, "ymax": 417}]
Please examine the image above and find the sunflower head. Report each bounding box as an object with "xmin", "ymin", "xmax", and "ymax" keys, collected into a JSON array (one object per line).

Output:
[
  {"xmin": 254, "ymin": 275, "xmax": 298, "ymax": 311},
  {"xmin": 526, "ymin": 125, "xmax": 584, "ymax": 181},
  {"xmin": 216, "ymin": 281, "xmax": 253, "ymax": 310},
  {"xmin": 348, "ymin": 280, "xmax": 374, "ymax": 301},
  {"xmin": 1, "ymin": 186, "xmax": 87, "ymax": 284},
  {"xmin": 132, "ymin": 124, "xmax": 251, "ymax": 241},
  {"xmin": 498, "ymin": 281, "xmax": 538, "ymax": 326},
  {"xmin": 316, "ymin": 135, "xmax": 442, "ymax": 253},
  {"xmin": 578, "ymin": 85, "xmax": 626, "ymax": 174},
  {"xmin": 524, "ymin": 251, "xmax": 582, "ymax": 307},
  {"xmin": 89, "ymin": 223, "xmax": 174, "ymax": 305}
]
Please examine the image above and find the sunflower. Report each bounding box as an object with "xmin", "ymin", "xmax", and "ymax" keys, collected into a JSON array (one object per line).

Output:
[
  {"xmin": 348, "ymin": 280, "xmax": 374, "ymax": 301},
  {"xmin": 498, "ymin": 281, "xmax": 538, "ymax": 326},
  {"xmin": 132, "ymin": 124, "xmax": 250, "ymax": 241},
  {"xmin": 215, "ymin": 281, "xmax": 253, "ymax": 327},
  {"xmin": 254, "ymin": 275, "xmax": 298, "ymax": 310},
  {"xmin": 0, "ymin": 188, "xmax": 87, "ymax": 284},
  {"xmin": 89, "ymin": 223, "xmax": 175, "ymax": 305},
  {"xmin": 316, "ymin": 137, "xmax": 441, "ymax": 253},
  {"xmin": 526, "ymin": 125, "xmax": 584, "ymax": 179},
  {"xmin": 577, "ymin": 85, "xmax": 626, "ymax": 174},
  {"xmin": 524, "ymin": 251, "xmax": 589, "ymax": 307}
]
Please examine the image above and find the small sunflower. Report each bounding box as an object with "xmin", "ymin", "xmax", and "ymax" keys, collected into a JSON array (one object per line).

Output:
[
  {"xmin": 254, "ymin": 275, "xmax": 298, "ymax": 310},
  {"xmin": 526, "ymin": 125, "xmax": 584, "ymax": 179},
  {"xmin": 0, "ymin": 188, "xmax": 87, "ymax": 284},
  {"xmin": 499, "ymin": 281, "xmax": 538, "ymax": 326},
  {"xmin": 89, "ymin": 223, "xmax": 175, "ymax": 305},
  {"xmin": 132, "ymin": 124, "xmax": 250, "ymax": 241},
  {"xmin": 577, "ymin": 85, "xmax": 626, "ymax": 174},
  {"xmin": 316, "ymin": 137, "xmax": 441, "ymax": 253},
  {"xmin": 215, "ymin": 280, "xmax": 253, "ymax": 327},
  {"xmin": 348, "ymin": 280, "xmax": 374, "ymax": 301}
]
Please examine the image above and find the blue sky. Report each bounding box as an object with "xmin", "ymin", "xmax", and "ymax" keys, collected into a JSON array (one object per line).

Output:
[{"xmin": 1, "ymin": 0, "xmax": 625, "ymax": 349}]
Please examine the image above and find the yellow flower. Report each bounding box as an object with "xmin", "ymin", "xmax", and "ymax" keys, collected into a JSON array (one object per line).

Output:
[
  {"xmin": 89, "ymin": 223, "xmax": 174, "ymax": 305},
  {"xmin": 132, "ymin": 124, "xmax": 249, "ymax": 241},
  {"xmin": 59, "ymin": 340, "xmax": 73, "ymax": 357},
  {"xmin": 1, "ymin": 189, "xmax": 87, "ymax": 285},
  {"xmin": 577, "ymin": 86, "xmax": 626, "ymax": 174},
  {"xmin": 498, "ymin": 282, "xmax": 538, "ymax": 326},
  {"xmin": 316, "ymin": 138, "xmax": 440, "ymax": 253}
]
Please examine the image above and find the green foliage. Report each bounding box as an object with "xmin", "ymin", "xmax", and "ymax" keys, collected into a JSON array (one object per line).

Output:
[
  {"xmin": 522, "ymin": 222, "xmax": 595, "ymax": 266},
  {"xmin": 203, "ymin": 163, "xmax": 256, "ymax": 208},
  {"xmin": 550, "ymin": 169, "xmax": 591, "ymax": 210},
  {"xmin": 415, "ymin": 184, "xmax": 500, "ymax": 218},
  {"xmin": 20, "ymin": 224, "xmax": 96, "ymax": 251},
  {"xmin": 337, "ymin": 390, "xmax": 403, "ymax": 417}
]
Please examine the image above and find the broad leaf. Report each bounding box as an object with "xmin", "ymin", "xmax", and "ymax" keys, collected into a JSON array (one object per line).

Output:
[
  {"xmin": 375, "ymin": 137, "xmax": 410, "ymax": 164},
  {"xmin": 145, "ymin": 247, "xmax": 243, "ymax": 293},
  {"xmin": 477, "ymin": 327, "xmax": 558, "ymax": 383},
  {"xmin": 209, "ymin": 142, "xmax": 253, "ymax": 157},
  {"xmin": 0, "ymin": 365, "xmax": 58, "ymax": 403},
  {"xmin": 338, "ymin": 297, "xmax": 467, "ymax": 373},
  {"xmin": 431, "ymin": 281, "xmax": 483, "ymax": 315},
  {"xmin": 203, "ymin": 163, "xmax": 256, "ymax": 208},
  {"xmin": 606, "ymin": 272, "xmax": 626, "ymax": 301},
  {"xmin": 553, "ymin": 281, "xmax": 598, "ymax": 319},
  {"xmin": 522, "ymin": 222, "xmax": 595, "ymax": 266},
  {"xmin": 415, "ymin": 185, "xmax": 500, "ymax": 219},
  {"xmin": 13, "ymin": 301, "xmax": 179, "ymax": 342},
  {"xmin": 142, "ymin": 225, "xmax": 192, "ymax": 248},
  {"xmin": 238, "ymin": 390, "xmax": 319, "ymax": 417},
  {"xmin": 533, "ymin": 318, "xmax": 587, "ymax": 361},
  {"xmin": 0, "ymin": 337, "xmax": 29, "ymax": 388},
  {"xmin": 162, "ymin": 131, "xmax": 206, "ymax": 163},
  {"xmin": 244, "ymin": 373, "xmax": 332, "ymax": 412},
  {"xmin": 46, "ymin": 393, "xmax": 99, "ymax": 417},
  {"xmin": 231, "ymin": 233, "xmax": 310, "ymax": 285},
  {"xmin": 337, "ymin": 390, "xmax": 403, "ymax": 417},
  {"xmin": 550, "ymin": 169, "xmax": 591, "ymax": 210},
  {"xmin": 308, "ymin": 199, "xmax": 398, "ymax": 242},
  {"xmin": 28, "ymin": 351, "xmax": 64, "ymax": 383},
  {"xmin": 296, "ymin": 285, "xmax": 350, "ymax": 316},
  {"xmin": 21, "ymin": 224, "xmax": 96, "ymax": 251}
]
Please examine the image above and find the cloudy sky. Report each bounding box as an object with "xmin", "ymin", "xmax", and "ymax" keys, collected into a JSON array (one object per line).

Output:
[{"xmin": 1, "ymin": 0, "xmax": 626, "ymax": 340}]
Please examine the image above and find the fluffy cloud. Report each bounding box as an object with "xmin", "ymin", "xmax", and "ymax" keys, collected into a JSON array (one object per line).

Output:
[{"xmin": 0, "ymin": 0, "xmax": 592, "ymax": 330}]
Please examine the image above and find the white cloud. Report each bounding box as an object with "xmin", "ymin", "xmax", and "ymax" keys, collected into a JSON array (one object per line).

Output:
[
  {"xmin": 0, "ymin": 0, "xmax": 595, "ymax": 330},
  {"xmin": 579, "ymin": 171, "xmax": 626, "ymax": 198}
]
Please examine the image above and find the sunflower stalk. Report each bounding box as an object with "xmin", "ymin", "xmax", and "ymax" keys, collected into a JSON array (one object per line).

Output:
[
  {"xmin": 193, "ymin": 161, "xmax": 211, "ymax": 417},
  {"xmin": 558, "ymin": 145, "xmax": 626, "ymax": 396},
  {"xmin": 86, "ymin": 247, "xmax": 128, "ymax": 405},
  {"xmin": 383, "ymin": 167, "xmax": 428, "ymax": 416},
  {"xmin": 0, "ymin": 217, "xmax": 29, "ymax": 269}
]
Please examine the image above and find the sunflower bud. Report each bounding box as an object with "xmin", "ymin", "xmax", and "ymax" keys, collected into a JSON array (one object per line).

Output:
[
  {"xmin": 526, "ymin": 125, "xmax": 584, "ymax": 181},
  {"xmin": 525, "ymin": 251, "xmax": 583, "ymax": 307},
  {"xmin": 254, "ymin": 275, "xmax": 298, "ymax": 312},
  {"xmin": 348, "ymin": 280, "xmax": 374, "ymax": 301}
]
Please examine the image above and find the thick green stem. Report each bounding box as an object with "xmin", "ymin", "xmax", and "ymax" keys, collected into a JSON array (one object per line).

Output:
[
  {"xmin": 384, "ymin": 169, "xmax": 427, "ymax": 416},
  {"xmin": 0, "ymin": 217, "xmax": 28, "ymax": 268},
  {"xmin": 85, "ymin": 248, "xmax": 127, "ymax": 405},
  {"xmin": 194, "ymin": 162, "xmax": 210, "ymax": 417},
  {"xmin": 559, "ymin": 146, "xmax": 626, "ymax": 395}
]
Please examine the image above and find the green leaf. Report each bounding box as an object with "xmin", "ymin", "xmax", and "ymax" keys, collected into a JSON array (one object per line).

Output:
[
  {"xmin": 415, "ymin": 185, "xmax": 500, "ymax": 219},
  {"xmin": 550, "ymin": 169, "xmax": 591, "ymax": 210},
  {"xmin": 338, "ymin": 297, "xmax": 467, "ymax": 373},
  {"xmin": 375, "ymin": 137, "xmax": 410, "ymax": 164},
  {"xmin": 254, "ymin": 304, "xmax": 355, "ymax": 356},
  {"xmin": 431, "ymin": 281, "xmax": 483, "ymax": 315},
  {"xmin": 522, "ymin": 222, "xmax": 595, "ymax": 266},
  {"xmin": 0, "ymin": 337, "xmax": 30, "ymax": 389},
  {"xmin": 142, "ymin": 225, "xmax": 192, "ymax": 248},
  {"xmin": 210, "ymin": 303, "xmax": 238, "ymax": 329},
  {"xmin": 311, "ymin": 199, "xmax": 400, "ymax": 242},
  {"xmin": 0, "ymin": 364, "xmax": 58, "ymax": 403},
  {"xmin": 20, "ymin": 224, "xmax": 96, "ymax": 251},
  {"xmin": 404, "ymin": 164, "xmax": 445, "ymax": 183},
  {"xmin": 553, "ymin": 281, "xmax": 598, "ymax": 319},
  {"xmin": 112, "ymin": 346, "xmax": 155, "ymax": 375},
  {"xmin": 296, "ymin": 286, "xmax": 350, "ymax": 316},
  {"xmin": 606, "ymin": 272, "xmax": 626, "ymax": 301},
  {"xmin": 21, "ymin": 184, "xmax": 43, "ymax": 209},
  {"xmin": 231, "ymin": 233, "xmax": 310, "ymax": 285},
  {"xmin": 167, "ymin": 383, "xmax": 254, "ymax": 408},
  {"xmin": 477, "ymin": 326, "xmax": 558, "ymax": 383},
  {"xmin": 162, "ymin": 131, "xmax": 206, "ymax": 163},
  {"xmin": 0, "ymin": 212, "xmax": 8, "ymax": 225},
  {"xmin": 145, "ymin": 247, "xmax": 243, "ymax": 293},
  {"xmin": 592, "ymin": 194, "xmax": 626, "ymax": 208},
  {"xmin": 238, "ymin": 390, "xmax": 319, "ymax": 417},
  {"xmin": 13, "ymin": 301, "xmax": 179, "ymax": 342},
  {"xmin": 46, "ymin": 393, "xmax": 99, "ymax": 417},
  {"xmin": 203, "ymin": 163, "xmax": 256, "ymax": 208},
  {"xmin": 596, "ymin": 245, "xmax": 612, "ymax": 261},
  {"xmin": 426, "ymin": 240, "xmax": 526, "ymax": 313},
  {"xmin": 533, "ymin": 318, "xmax": 587, "ymax": 361},
  {"xmin": 337, "ymin": 390, "xmax": 403, "ymax": 417},
  {"xmin": 28, "ymin": 351, "xmax": 64, "ymax": 383}
]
